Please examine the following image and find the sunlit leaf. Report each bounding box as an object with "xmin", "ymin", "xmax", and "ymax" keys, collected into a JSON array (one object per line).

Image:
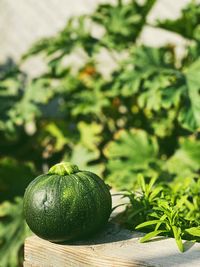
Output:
[
  {"xmin": 172, "ymin": 226, "xmax": 183, "ymax": 252},
  {"xmin": 78, "ymin": 122, "xmax": 102, "ymax": 151},
  {"xmin": 185, "ymin": 227, "xmax": 200, "ymax": 237},
  {"xmin": 140, "ymin": 230, "xmax": 166, "ymax": 243},
  {"xmin": 136, "ymin": 220, "xmax": 161, "ymax": 229},
  {"xmin": 104, "ymin": 129, "xmax": 158, "ymax": 189}
]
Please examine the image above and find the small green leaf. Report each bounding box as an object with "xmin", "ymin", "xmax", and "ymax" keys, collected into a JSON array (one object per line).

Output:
[
  {"xmin": 172, "ymin": 226, "xmax": 184, "ymax": 252},
  {"xmin": 185, "ymin": 227, "xmax": 200, "ymax": 237},
  {"xmin": 155, "ymin": 214, "xmax": 167, "ymax": 231},
  {"xmin": 148, "ymin": 176, "xmax": 157, "ymax": 191},
  {"xmin": 140, "ymin": 230, "xmax": 166, "ymax": 243},
  {"xmin": 136, "ymin": 220, "xmax": 161, "ymax": 229},
  {"xmin": 137, "ymin": 174, "xmax": 146, "ymax": 193},
  {"xmin": 149, "ymin": 186, "xmax": 163, "ymax": 202}
]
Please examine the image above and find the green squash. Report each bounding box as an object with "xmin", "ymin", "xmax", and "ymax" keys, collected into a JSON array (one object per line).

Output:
[{"xmin": 23, "ymin": 162, "xmax": 112, "ymax": 242}]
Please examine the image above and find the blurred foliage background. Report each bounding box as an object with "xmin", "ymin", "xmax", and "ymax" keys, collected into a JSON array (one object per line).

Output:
[{"xmin": 0, "ymin": 0, "xmax": 200, "ymax": 265}]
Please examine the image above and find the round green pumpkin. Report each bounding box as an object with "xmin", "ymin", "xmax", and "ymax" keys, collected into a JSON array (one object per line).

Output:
[{"xmin": 23, "ymin": 162, "xmax": 112, "ymax": 242}]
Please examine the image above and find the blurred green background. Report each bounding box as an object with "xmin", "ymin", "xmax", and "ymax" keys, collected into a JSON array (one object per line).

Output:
[{"xmin": 0, "ymin": 0, "xmax": 200, "ymax": 266}]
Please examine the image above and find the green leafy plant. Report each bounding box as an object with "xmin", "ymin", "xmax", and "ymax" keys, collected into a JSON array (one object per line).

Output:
[{"xmin": 120, "ymin": 175, "xmax": 200, "ymax": 252}]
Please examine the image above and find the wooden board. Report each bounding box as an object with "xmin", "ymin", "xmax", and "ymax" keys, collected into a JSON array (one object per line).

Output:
[
  {"xmin": 24, "ymin": 194, "xmax": 200, "ymax": 267},
  {"xmin": 24, "ymin": 225, "xmax": 200, "ymax": 267}
]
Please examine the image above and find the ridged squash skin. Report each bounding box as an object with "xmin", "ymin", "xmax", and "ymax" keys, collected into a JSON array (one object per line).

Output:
[{"xmin": 23, "ymin": 163, "xmax": 112, "ymax": 243}]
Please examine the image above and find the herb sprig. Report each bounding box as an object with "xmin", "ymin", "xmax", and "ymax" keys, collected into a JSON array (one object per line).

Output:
[{"xmin": 122, "ymin": 175, "xmax": 200, "ymax": 252}]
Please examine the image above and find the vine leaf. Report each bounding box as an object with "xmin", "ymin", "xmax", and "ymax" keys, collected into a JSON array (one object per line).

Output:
[
  {"xmin": 92, "ymin": 0, "xmax": 156, "ymax": 51},
  {"xmin": 104, "ymin": 129, "xmax": 159, "ymax": 189},
  {"xmin": 77, "ymin": 122, "xmax": 102, "ymax": 152}
]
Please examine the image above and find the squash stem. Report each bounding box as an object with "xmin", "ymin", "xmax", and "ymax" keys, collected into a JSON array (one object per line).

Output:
[{"xmin": 48, "ymin": 162, "xmax": 79, "ymax": 176}]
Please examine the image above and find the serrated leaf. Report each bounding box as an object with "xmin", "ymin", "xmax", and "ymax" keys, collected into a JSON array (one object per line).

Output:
[
  {"xmin": 92, "ymin": 0, "xmax": 156, "ymax": 51},
  {"xmin": 71, "ymin": 86, "xmax": 110, "ymax": 117},
  {"xmin": 104, "ymin": 129, "xmax": 158, "ymax": 189},
  {"xmin": 130, "ymin": 46, "xmax": 175, "ymax": 73},
  {"xmin": 161, "ymin": 84, "xmax": 183, "ymax": 109},
  {"xmin": 78, "ymin": 122, "xmax": 102, "ymax": 151},
  {"xmin": 44, "ymin": 122, "xmax": 71, "ymax": 152}
]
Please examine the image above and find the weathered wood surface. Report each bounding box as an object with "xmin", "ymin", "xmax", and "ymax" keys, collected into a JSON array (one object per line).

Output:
[
  {"xmin": 24, "ymin": 194, "xmax": 200, "ymax": 267},
  {"xmin": 24, "ymin": 226, "xmax": 200, "ymax": 267}
]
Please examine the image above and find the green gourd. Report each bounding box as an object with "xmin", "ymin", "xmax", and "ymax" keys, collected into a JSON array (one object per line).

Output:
[{"xmin": 23, "ymin": 162, "xmax": 112, "ymax": 242}]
